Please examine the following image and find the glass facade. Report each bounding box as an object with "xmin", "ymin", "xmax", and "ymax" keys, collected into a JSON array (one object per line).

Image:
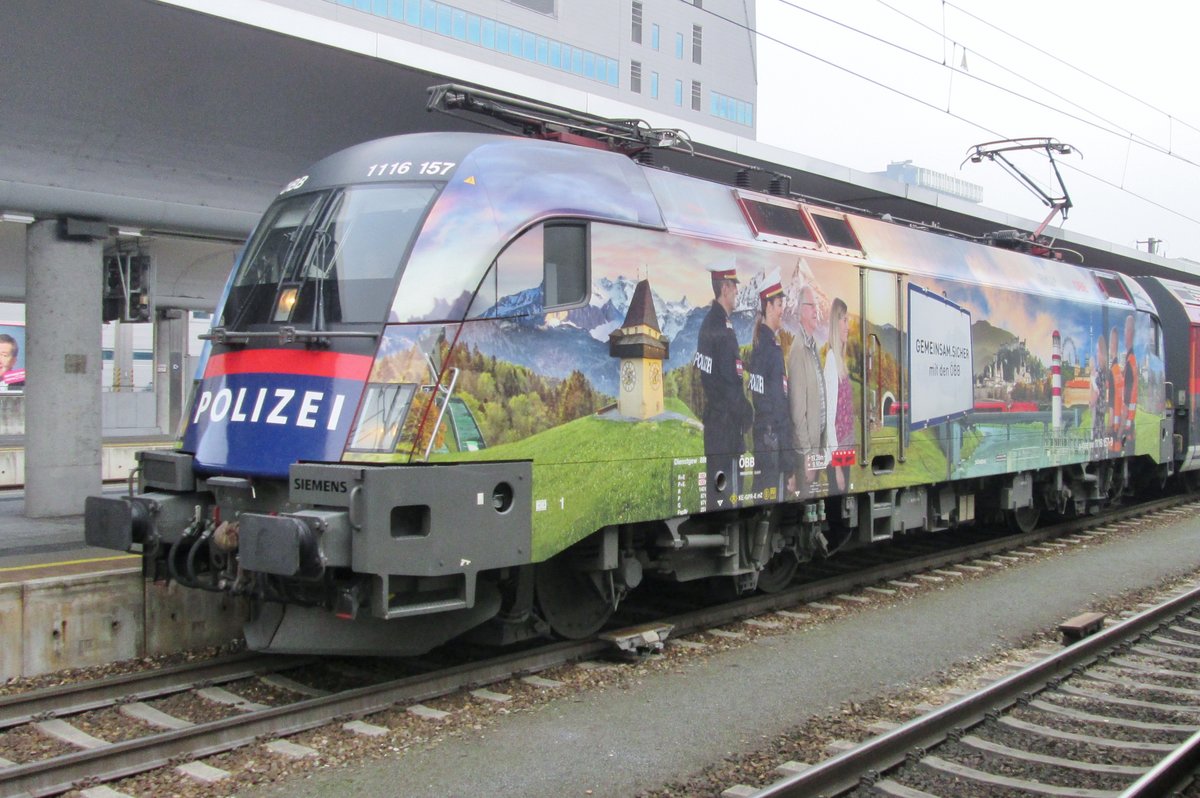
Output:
[
  {"xmin": 710, "ymin": 90, "xmax": 754, "ymax": 126},
  {"xmin": 333, "ymin": 0, "xmax": 619, "ymax": 87},
  {"xmin": 334, "ymin": 0, "xmax": 755, "ymax": 128}
]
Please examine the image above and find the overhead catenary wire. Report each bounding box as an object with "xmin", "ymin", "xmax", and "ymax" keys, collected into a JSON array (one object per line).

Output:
[
  {"xmin": 875, "ymin": 0, "xmax": 1200, "ymax": 212},
  {"xmin": 876, "ymin": 0, "xmax": 1178, "ymax": 156},
  {"xmin": 687, "ymin": 0, "xmax": 1200, "ymax": 231},
  {"xmin": 689, "ymin": 2, "xmax": 1007, "ymax": 134},
  {"xmin": 944, "ymin": 0, "xmax": 1200, "ymax": 141},
  {"xmin": 770, "ymin": 0, "xmax": 1200, "ymax": 169}
]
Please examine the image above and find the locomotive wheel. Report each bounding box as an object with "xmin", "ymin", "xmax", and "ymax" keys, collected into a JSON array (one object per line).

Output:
[
  {"xmin": 756, "ymin": 549, "xmax": 799, "ymax": 593},
  {"xmin": 1006, "ymin": 505, "xmax": 1040, "ymax": 534},
  {"xmin": 534, "ymin": 556, "xmax": 613, "ymax": 639}
]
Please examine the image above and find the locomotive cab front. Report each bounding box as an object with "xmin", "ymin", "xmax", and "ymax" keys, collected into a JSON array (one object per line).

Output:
[
  {"xmin": 86, "ymin": 130, "xmax": 671, "ymax": 655},
  {"xmin": 85, "ymin": 134, "xmax": 547, "ymax": 655}
]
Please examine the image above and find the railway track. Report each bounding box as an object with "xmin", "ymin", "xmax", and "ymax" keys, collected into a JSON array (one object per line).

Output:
[
  {"xmin": 0, "ymin": 495, "xmax": 1193, "ymax": 797},
  {"xmin": 0, "ymin": 652, "xmax": 289, "ymax": 729},
  {"xmin": 743, "ymin": 555, "xmax": 1200, "ymax": 796}
]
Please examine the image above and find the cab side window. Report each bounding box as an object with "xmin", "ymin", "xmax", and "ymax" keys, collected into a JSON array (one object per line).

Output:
[
  {"xmin": 468, "ymin": 225, "xmax": 542, "ymax": 319},
  {"xmin": 470, "ymin": 220, "xmax": 589, "ymax": 318},
  {"xmin": 544, "ymin": 222, "xmax": 588, "ymax": 308}
]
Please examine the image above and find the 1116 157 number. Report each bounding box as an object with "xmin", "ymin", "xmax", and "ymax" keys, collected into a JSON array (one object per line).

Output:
[{"xmin": 366, "ymin": 161, "xmax": 456, "ymax": 177}]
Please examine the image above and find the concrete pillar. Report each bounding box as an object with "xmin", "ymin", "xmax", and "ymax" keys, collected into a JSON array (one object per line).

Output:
[
  {"xmin": 25, "ymin": 219, "xmax": 103, "ymax": 517},
  {"xmin": 154, "ymin": 309, "xmax": 187, "ymax": 435}
]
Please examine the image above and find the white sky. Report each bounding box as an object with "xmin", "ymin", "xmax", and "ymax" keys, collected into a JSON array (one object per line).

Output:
[{"xmin": 754, "ymin": 0, "xmax": 1200, "ymax": 262}]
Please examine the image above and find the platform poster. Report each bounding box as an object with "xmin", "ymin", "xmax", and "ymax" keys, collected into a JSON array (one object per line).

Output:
[{"xmin": 0, "ymin": 323, "xmax": 26, "ymax": 391}]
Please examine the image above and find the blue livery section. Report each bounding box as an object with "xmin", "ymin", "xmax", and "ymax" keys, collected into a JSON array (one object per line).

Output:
[{"xmin": 182, "ymin": 350, "xmax": 371, "ymax": 478}]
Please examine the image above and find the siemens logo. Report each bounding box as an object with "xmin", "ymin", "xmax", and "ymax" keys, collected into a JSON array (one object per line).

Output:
[
  {"xmin": 292, "ymin": 477, "xmax": 349, "ymax": 493},
  {"xmin": 193, "ymin": 387, "xmax": 347, "ymax": 430}
]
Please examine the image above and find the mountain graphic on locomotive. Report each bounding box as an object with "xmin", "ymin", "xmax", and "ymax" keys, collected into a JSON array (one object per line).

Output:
[{"xmin": 84, "ymin": 86, "xmax": 1200, "ymax": 656}]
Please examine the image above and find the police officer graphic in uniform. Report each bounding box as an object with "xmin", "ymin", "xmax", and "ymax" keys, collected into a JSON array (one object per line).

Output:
[
  {"xmin": 695, "ymin": 265, "xmax": 753, "ymax": 509},
  {"xmin": 747, "ymin": 276, "xmax": 795, "ymax": 500}
]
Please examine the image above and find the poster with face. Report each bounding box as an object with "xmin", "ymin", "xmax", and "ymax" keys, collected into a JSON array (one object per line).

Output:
[{"xmin": 0, "ymin": 323, "xmax": 26, "ymax": 391}]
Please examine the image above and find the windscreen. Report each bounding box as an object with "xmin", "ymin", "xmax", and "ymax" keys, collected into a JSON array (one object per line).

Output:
[{"xmin": 223, "ymin": 184, "xmax": 437, "ymax": 329}]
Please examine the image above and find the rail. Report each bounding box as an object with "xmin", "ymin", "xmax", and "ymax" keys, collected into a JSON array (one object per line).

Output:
[{"xmin": 747, "ymin": 537, "xmax": 1200, "ymax": 796}]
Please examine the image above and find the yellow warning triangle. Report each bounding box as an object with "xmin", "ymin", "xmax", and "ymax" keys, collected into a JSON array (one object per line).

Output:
[{"xmin": 464, "ymin": 176, "xmax": 476, "ymax": 185}]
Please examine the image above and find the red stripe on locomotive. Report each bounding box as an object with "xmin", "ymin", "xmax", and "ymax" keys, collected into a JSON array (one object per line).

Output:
[{"xmin": 204, "ymin": 350, "xmax": 373, "ymax": 381}]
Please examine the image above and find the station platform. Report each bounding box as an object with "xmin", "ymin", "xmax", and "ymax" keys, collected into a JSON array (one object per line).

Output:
[
  {"xmin": 0, "ymin": 486, "xmax": 140, "ymax": 584},
  {"xmin": 0, "ymin": 484, "xmax": 245, "ymax": 681},
  {"xmin": 0, "ymin": 434, "xmax": 176, "ymax": 580}
]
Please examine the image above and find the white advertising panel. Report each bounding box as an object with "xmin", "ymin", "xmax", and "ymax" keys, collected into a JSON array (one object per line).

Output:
[{"xmin": 908, "ymin": 284, "xmax": 973, "ymax": 429}]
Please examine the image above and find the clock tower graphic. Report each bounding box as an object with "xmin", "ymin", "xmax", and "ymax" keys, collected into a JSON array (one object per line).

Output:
[{"xmin": 608, "ymin": 278, "xmax": 669, "ymax": 419}]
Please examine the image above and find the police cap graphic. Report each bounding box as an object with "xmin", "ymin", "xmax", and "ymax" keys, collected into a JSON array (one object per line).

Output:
[
  {"xmin": 759, "ymin": 269, "xmax": 783, "ymax": 303},
  {"xmin": 708, "ymin": 263, "xmax": 739, "ymax": 283}
]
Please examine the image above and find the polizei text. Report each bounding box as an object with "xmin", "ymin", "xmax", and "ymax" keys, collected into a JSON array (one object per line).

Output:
[{"xmin": 193, "ymin": 387, "xmax": 347, "ymax": 430}]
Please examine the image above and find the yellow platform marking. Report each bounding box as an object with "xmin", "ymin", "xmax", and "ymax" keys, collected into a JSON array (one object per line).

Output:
[
  {"xmin": 0, "ymin": 554, "xmax": 139, "ymax": 573},
  {"xmin": 0, "ymin": 441, "xmax": 174, "ymax": 453}
]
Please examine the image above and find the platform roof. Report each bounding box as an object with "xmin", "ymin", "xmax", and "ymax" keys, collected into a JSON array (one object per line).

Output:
[{"xmin": 1, "ymin": 0, "xmax": 1194, "ymax": 309}]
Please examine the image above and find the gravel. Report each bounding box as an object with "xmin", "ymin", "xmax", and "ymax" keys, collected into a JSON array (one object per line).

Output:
[
  {"xmin": 145, "ymin": 690, "xmax": 243, "ymax": 725},
  {"xmin": 0, "ymin": 725, "xmax": 78, "ymax": 764},
  {"xmin": 1010, "ymin": 704, "xmax": 1191, "ymax": 745},
  {"xmin": 873, "ymin": 762, "xmax": 1050, "ymax": 798},
  {"xmin": 1039, "ymin": 690, "xmax": 1200, "ymax": 724},
  {"xmin": 975, "ymin": 719, "xmax": 1165, "ymax": 768},
  {"xmin": 0, "ymin": 642, "xmax": 244, "ymax": 698},
  {"xmin": 1079, "ymin": 678, "xmax": 1200, "ymax": 708},
  {"xmin": 928, "ymin": 737, "xmax": 1136, "ymax": 792},
  {"xmin": 68, "ymin": 707, "xmax": 156, "ymax": 744}
]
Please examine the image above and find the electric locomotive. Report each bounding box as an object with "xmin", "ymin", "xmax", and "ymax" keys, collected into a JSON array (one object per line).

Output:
[{"xmin": 86, "ymin": 88, "xmax": 1178, "ymax": 656}]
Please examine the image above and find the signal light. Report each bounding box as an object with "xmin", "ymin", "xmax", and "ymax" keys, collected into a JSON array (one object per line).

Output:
[{"xmin": 102, "ymin": 254, "xmax": 151, "ymax": 322}]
